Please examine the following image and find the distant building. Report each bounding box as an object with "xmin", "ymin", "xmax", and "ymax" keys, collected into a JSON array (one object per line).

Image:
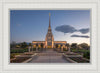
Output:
[{"xmin": 32, "ymin": 13, "xmax": 67, "ymax": 48}]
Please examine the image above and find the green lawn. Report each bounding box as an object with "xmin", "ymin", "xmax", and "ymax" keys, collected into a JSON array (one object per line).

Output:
[{"xmin": 71, "ymin": 49, "xmax": 90, "ymax": 59}]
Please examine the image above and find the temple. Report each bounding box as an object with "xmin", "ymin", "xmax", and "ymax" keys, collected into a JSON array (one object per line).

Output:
[{"xmin": 32, "ymin": 13, "xmax": 67, "ymax": 49}]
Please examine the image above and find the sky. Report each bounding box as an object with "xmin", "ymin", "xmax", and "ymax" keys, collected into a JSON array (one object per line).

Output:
[{"xmin": 10, "ymin": 10, "xmax": 90, "ymax": 45}]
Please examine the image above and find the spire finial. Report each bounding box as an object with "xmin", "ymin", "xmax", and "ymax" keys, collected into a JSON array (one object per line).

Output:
[
  {"xmin": 49, "ymin": 13, "xmax": 51, "ymax": 16},
  {"xmin": 49, "ymin": 13, "xmax": 51, "ymax": 28}
]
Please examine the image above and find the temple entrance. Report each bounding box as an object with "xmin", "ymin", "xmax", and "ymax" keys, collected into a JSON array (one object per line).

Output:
[{"xmin": 47, "ymin": 45, "xmax": 52, "ymax": 48}]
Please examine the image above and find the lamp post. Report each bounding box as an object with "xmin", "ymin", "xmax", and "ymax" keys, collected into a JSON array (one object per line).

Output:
[
  {"xmin": 31, "ymin": 45, "xmax": 33, "ymax": 52},
  {"xmin": 68, "ymin": 45, "xmax": 71, "ymax": 53},
  {"xmin": 28, "ymin": 46, "xmax": 31, "ymax": 52},
  {"xmin": 36, "ymin": 46, "xmax": 38, "ymax": 52},
  {"xmin": 61, "ymin": 46, "xmax": 63, "ymax": 52},
  {"xmin": 36, "ymin": 43, "xmax": 38, "ymax": 52},
  {"xmin": 66, "ymin": 43, "xmax": 70, "ymax": 53}
]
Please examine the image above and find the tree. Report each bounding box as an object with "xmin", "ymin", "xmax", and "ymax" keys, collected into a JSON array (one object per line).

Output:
[
  {"xmin": 60, "ymin": 44, "xmax": 63, "ymax": 51},
  {"xmin": 55, "ymin": 44, "xmax": 59, "ymax": 48},
  {"xmin": 83, "ymin": 51, "xmax": 90, "ymax": 59},
  {"xmin": 77, "ymin": 45, "xmax": 82, "ymax": 50},
  {"xmin": 10, "ymin": 41, "xmax": 16, "ymax": 49},
  {"xmin": 16, "ymin": 44, "xmax": 20, "ymax": 48},
  {"xmin": 66, "ymin": 43, "xmax": 70, "ymax": 48},
  {"xmin": 60, "ymin": 44, "xmax": 62, "ymax": 48},
  {"xmin": 36, "ymin": 43, "xmax": 38, "ymax": 51},
  {"xmin": 36, "ymin": 43, "xmax": 38, "ymax": 47},
  {"xmin": 21, "ymin": 42, "xmax": 27, "ymax": 48},
  {"xmin": 66, "ymin": 43, "xmax": 70, "ymax": 52},
  {"xmin": 79, "ymin": 43, "xmax": 90, "ymax": 50},
  {"xmin": 29, "ymin": 43, "xmax": 32, "ymax": 46},
  {"xmin": 28, "ymin": 43, "xmax": 32, "ymax": 51},
  {"xmin": 71, "ymin": 43, "xmax": 77, "ymax": 49},
  {"xmin": 41, "ymin": 43, "xmax": 44, "ymax": 48}
]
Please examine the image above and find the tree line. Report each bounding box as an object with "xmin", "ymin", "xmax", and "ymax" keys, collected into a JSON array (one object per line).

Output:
[{"xmin": 10, "ymin": 41, "xmax": 90, "ymax": 50}]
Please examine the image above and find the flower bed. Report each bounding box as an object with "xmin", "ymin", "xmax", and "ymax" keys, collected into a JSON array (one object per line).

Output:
[
  {"xmin": 10, "ymin": 57, "xmax": 31, "ymax": 63},
  {"xmin": 24, "ymin": 52, "xmax": 34, "ymax": 55},
  {"xmin": 69, "ymin": 57, "xmax": 89, "ymax": 63},
  {"xmin": 10, "ymin": 53, "xmax": 23, "ymax": 59}
]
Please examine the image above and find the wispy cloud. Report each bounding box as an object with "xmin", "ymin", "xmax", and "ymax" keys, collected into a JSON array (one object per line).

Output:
[
  {"xmin": 16, "ymin": 24, "xmax": 21, "ymax": 26},
  {"xmin": 55, "ymin": 25, "xmax": 89, "ymax": 34},
  {"xmin": 78, "ymin": 28, "xmax": 89, "ymax": 34},
  {"xmin": 55, "ymin": 25, "xmax": 77, "ymax": 33},
  {"xmin": 71, "ymin": 34, "xmax": 89, "ymax": 38}
]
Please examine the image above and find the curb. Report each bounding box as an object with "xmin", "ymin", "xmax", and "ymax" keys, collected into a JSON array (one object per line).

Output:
[
  {"xmin": 66, "ymin": 58, "xmax": 77, "ymax": 63},
  {"xmin": 63, "ymin": 54, "xmax": 77, "ymax": 63},
  {"xmin": 22, "ymin": 53, "xmax": 37, "ymax": 63},
  {"xmin": 22, "ymin": 58, "xmax": 32, "ymax": 63}
]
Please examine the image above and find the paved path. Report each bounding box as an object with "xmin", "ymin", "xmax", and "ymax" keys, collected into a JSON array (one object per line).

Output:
[{"xmin": 29, "ymin": 49, "xmax": 70, "ymax": 63}]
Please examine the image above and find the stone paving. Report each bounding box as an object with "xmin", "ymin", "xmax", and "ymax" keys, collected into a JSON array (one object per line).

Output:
[{"xmin": 29, "ymin": 49, "xmax": 70, "ymax": 63}]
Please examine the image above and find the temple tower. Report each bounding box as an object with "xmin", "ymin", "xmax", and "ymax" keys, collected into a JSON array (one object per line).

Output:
[{"xmin": 45, "ymin": 13, "xmax": 54, "ymax": 48}]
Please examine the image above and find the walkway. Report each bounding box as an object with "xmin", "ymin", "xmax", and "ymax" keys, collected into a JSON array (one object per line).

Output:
[{"xmin": 29, "ymin": 49, "xmax": 70, "ymax": 63}]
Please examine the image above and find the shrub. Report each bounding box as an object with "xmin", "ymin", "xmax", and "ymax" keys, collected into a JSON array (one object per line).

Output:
[
  {"xmin": 83, "ymin": 51, "xmax": 90, "ymax": 59},
  {"xmin": 33, "ymin": 48, "xmax": 36, "ymax": 51},
  {"xmin": 10, "ymin": 54, "xmax": 15, "ymax": 59},
  {"xmin": 23, "ymin": 48, "xmax": 28, "ymax": 52},
  {"xmin": 71, "ymin": 49, "xmax": 90, "ymax": 59},
  {"xmin": 10, "ymin": 48, "xmax": 28, "ymax": 53},
  {"xmin": 63, "ymin": 48, "xmax": 68, "ymax": 51}
]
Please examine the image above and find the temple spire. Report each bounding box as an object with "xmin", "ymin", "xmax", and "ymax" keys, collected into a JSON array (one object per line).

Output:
[{"xmin": 49, "ymin": 13, "xmax": 51, "ymax": 28}]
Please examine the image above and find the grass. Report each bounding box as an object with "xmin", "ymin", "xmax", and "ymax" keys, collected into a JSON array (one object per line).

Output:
[
  {"xmin": 10, "ymin": 57, "xmax": 31, "ymax": 63},
  {"xmin": 71, "ymin": 49, "xmax": 89, "ymax": 53},
  {"xmin": 10, "ymin": 48, "xmax": 37, "ymax": 59},
  {"xmin": 69, "ymin": 57, "xmax": 89, "ymax": 63},
  {"xmin": 10, "ymin": 48, "xmax": 28, "ymax": 53},
  {"xmin": 10, "ymin": 53, "xmax": 23, "ymax": 59},
  {"xmin": 71, "ymin": 49, "xmax": 90, "ymax": 59}
]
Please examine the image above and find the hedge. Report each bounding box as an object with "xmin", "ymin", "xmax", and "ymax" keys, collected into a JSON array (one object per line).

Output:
[{"xmin": 10, "ymin": 48, "xmax": 28, "ymax": 53}]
